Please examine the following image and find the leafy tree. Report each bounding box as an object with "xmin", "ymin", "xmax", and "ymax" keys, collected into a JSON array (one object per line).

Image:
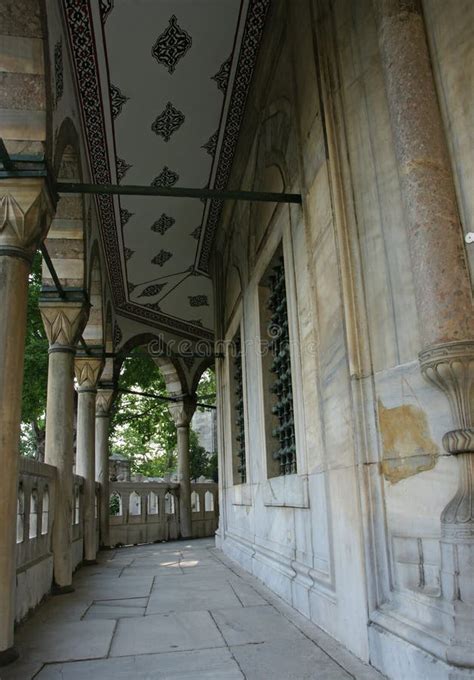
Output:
[
  {"xmin": 110, "ymin": 350, "xmax": 177, "ymax": 476},
  {"xmin": 20, "ymin": 253, "xmax": 49, "ymax": 458}
]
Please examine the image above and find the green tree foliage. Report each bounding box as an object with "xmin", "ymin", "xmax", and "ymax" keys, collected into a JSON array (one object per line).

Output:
[
  {"xmin": 110, "ymin": 359, "xmax": 217, "ymax": 480},
  {"xmin": 21, "ymin": 253, "xmax": 49, "ymax": 458},
  {"xmin": 110, "ymin": 350, "xmax": 177, "ymax": 475}
]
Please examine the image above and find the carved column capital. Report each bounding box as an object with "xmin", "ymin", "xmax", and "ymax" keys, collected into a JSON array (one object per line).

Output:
[
  {"xmin": 419, "ymin": 341, "xmax": 474, "ymax": 453},
  {"xmin": 39, "ymin": 291, "xmax": 89, "ymax": 352},
  {"xmin": 0, "ymin": 179, "xmax": 54, "ymax": 261},
  {"xmin": 420, "ymin": 341, "xmax": 474, "ymax": 536},
  {"xmin": 74, "ymin": 355, "xmax": 104, "ymax": 392},
  {"xmin": 96, "ymin": 385, "xmax": 115, "ymax": 417},
  {"xmin": 168, "ymin": 394, "xmax": 197, "ymax": 428}
]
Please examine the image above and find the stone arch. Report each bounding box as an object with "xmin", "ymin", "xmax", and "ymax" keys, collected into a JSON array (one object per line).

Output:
[
  {"xmin": 190, "ymin": 359, "xmax": 215, "ymax": 396},
  {"xmin": 43, "ymin": 118, "xmax": 86, "ymax": 291},
  {"xmin": 117, "ymin": 332, "xmax": 187, "ymax": 398},
  {"xmin": 249, "ymin": 98, "xmax": 295, "ymax": 256}
]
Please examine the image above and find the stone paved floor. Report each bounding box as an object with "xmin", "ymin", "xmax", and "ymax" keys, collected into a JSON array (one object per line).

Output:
[{"xmin": 2, "ymin": 539, "xmax": 384, "ymax": 679}]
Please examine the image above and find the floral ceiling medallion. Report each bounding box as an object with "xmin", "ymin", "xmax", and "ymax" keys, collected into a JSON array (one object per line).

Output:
[
  {"xmin": 151, "ymin": 102, "xmax": 185, "ymax": 142},
  {"xmin": 212, "ymin": 55, "xmax": 231, "ymax": 93},
  {"xmin": 151, "ymin": 213, "xmax": 175, "ymax": 235},
  {"xmin": 139, "ymin": 283, "xmax": 167, "ymax": 298},
  {"xmin": 123, "ymin": 247, "xmax": 134, "ymax": 261},
  {"xmin": 151, "ymin": 249, "xmax": 173, "ymax": 267},
  {"xmin": 152, "ymin": 15, "xmax": 192, "ymax": 74},
  {"xmin": 116, "ymin": 157, "xmax": 132, "ymax": 183},
  {"xmin": 202, "ymin": 130, "xmax": 218, "ymax": 156},
  {"xmin": 110, "ymin": 84, "xmax": 129, "ymax": 118},
  {"xmin": 189, "ymin": 295, "xmax": 209, "ymax": 307},
  {"xmin": 151, "ymin": 166, "xmax": 179, "ymax": 188},
  {"xmin": 120, "ymin": 208, "xmax": 133, "ymax": 226}
]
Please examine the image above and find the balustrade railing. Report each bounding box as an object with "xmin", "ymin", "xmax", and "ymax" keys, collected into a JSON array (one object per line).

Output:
[{"xmin": 109, "ymin": 480, "xmax": 219, "ymax": 546}]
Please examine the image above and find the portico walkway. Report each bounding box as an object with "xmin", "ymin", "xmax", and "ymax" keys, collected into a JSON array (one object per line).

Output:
[{"xmin": 3, "ymin": 539, "xmax": 383, "ymax": 680}]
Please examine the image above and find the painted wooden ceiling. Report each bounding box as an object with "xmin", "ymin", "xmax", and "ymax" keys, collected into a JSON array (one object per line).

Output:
[{"xmin": 63, "ymin": 0, "xmax": 270, "ymax": 341}]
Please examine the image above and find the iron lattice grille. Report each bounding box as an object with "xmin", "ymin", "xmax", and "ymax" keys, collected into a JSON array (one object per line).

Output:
[
  {"xmin": 233, "ymin": 335, "xmax": 246, "ymax": 484},
  {"xmin": 268, "ymin": 257, "xmax": 296, "ymax": 475}
]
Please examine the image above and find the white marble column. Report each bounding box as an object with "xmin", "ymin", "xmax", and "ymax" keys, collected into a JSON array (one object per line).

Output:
[
  {"xmin": 95, "ymin": 385, "xmax": 114, "ymax": 548},
  {"xmin": 40, "ymin": 294, "xmax": 88, "ymax": 592},
  {"xmin": 0, "ymin": 182, "xmax": 53, "ymax": 665},
  {"xmin": 75, "ymin": 355, "xmax": 103, "ymax": 563},
  {"xmin": 169, "ymin": 396, "xmax": 197, "ymax": 539}
]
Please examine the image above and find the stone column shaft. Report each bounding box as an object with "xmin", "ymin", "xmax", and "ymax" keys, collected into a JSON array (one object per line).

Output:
[
  {"xmin": 75, "ymin": 356, "xmax": 103, "ymax": 563},
  {"xmin": 169, "ymin": 396, "xmax": 197, "ymax": 539},
  {"xmin": 374, "ymin": 0, "xmax": 473, "ymax": 348},
  {"xmin": 41, "ymin": 296, "xmax": 88, "ymax": 591},
  {"xmin": 0, "ymin": 181, "xmax": 53, "ymax": 663},
  {"xmin": 0, "ymin": 255, "xmax": 29, "ymax": 661},
  {"xmin": 95, "ymin": 386, "xmax": 114, "ymax": 548},
  {"xmin": 177, "ymin": 424, "xmax": 192, "ymax": 538}
]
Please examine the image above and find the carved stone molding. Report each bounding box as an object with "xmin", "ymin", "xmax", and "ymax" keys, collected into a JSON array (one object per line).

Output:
[
  {"xmin": 168, "ymin": 394, "xmax": 197, "ymax": 428},
  {"xmin": 74, "ymin": 355, "xmax": 104, "ymax": 391},
  {"xmin": 0, "ymin": 180, "xmax": 54, "ymax": 259},
  {"xmin": 419, "ymin": 341, "xmax": 474, "ymax": 448},
  {"xmin": 419, "ymin": 341, "xmax": 474, "ymax": 536},
  {"xmin": 39, "ymin": 296, "xmax": 89, "ymax": 350},
  {"xmin": 96, "ymin": 387, "xmax": 115, "ymax": 417}
]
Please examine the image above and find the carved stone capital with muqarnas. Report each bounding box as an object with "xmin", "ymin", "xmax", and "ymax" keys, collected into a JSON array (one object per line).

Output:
[
  {"xmin": 168, "ymin": 394, "xmax": 197, "ymax": 428},
  {"xmin": 74, "ymin": 355, "xmax": 104, "ymax": 392},
  {"xmin": 0, "ymin": 179, "xmax": 54, "ymax": 261},
  {"xmin": 95, "ymin": 386, "xmax": 115, "ymax": 417},
  {"xmin": 39, "ymin": 292, "xmax": 89, "ymax": 352},
  {"xmin": 419, "ymin": 340, "xmax": 474, "ymax": 537}
]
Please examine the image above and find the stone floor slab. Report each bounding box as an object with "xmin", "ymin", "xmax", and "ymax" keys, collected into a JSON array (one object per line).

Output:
[
  {"xmin": 35, "ymin": 648, "xmax": 243, "ymax": 679},
  {"xmin": 231, "ymin": 638, "xmax": 353, "ymax": 680},
  {"xmin": 212, "ymin": 604, "xmax": 305, "ymax": 646},
  {"xmin": 146, "ymin": 583, "xmax": 242, "ymax": 614},
  {"xmin": 13, "ymin": 619, "xmax": 116, "ymax": 663},
  {"xmin": 83, "ymin": 603, "xmax": 145, "ymax": 620},
  {"xmin": 109, "ymin": 610, "xmax": 225, "ymax": 656}
]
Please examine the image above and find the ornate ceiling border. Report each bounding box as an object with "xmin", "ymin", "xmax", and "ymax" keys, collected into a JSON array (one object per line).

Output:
[{"xmin": 62, "ymin": 0, "xmax": 269, "ymax": 341}]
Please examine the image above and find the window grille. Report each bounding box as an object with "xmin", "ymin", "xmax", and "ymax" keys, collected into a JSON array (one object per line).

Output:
[
  {"xmin": 233, "ymin": 334, "xmax": 246, "ymax": 483},
  {"xmin": 268, "ymin": 256, "xmax": 296, "ymax": 475}
]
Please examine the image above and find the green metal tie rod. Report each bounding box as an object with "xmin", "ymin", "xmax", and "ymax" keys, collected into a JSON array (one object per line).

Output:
[{"xmin": 55, "ymin": 182, "xmax": 302, "ymax": 204}]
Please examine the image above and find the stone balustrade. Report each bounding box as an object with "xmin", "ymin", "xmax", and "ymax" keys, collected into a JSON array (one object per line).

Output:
[{"xmin": 109, "ymin": 480, "xmax": 219, "ymax": 547}]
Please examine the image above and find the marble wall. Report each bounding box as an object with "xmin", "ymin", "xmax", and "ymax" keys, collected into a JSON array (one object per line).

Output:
[{"xmin": 214, "ymin": 1, "xmax": 472, "ymax": 679}]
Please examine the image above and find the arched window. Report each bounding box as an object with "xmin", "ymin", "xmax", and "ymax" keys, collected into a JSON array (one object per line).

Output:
[
  {"xmin": 17, "ymin": 487, "xmax": 25, "ymax": 544},
  {"xmin": 41, "ymin": 488, "xmax": 49, "ymax": 535},
  {"xmin": 74, "ymin": 486, "xmax": 80, "ymax": 525},
  {"xmin": 29, "ymin": 490, "xmax": 39, "ymax": 539},
  {"xmin": 191, "ymin": 490, "xmax": 200, "ymax": 513},
  {"xmin": 165, "ymin": 492, "xmax": 175, "ymax": 515},
  {"xmin": 147, "ymin": 491, "xmax": 159, "ymax": 515},
  {"xmin": 109, "ymin": 491, "xmax": 122, "ymax": 516},
  {"xmin": 129, "ymin": 491, "xmax": 141, "ymax": 516},
  {"xmin": 205, "ymin": 490, "xmax": 214, "ymax": 512}
]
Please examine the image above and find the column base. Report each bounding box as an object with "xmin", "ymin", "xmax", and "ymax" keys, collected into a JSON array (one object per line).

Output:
[
  {"xmin": 0, "ymin": 646, "xmax": 19, "ymax": 667},
  {"xmin": 52, "ymin": 584, "xmax": 75, "ymax": 596},
  {"xmin": 82, "ymin": 559, "xmax": 98, "ymax": 566}
]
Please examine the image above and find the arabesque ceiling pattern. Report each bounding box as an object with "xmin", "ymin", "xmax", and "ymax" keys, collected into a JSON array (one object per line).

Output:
[{"xmin": 62, "ymin": 0, "xmax": 270, "ymax": 341}]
